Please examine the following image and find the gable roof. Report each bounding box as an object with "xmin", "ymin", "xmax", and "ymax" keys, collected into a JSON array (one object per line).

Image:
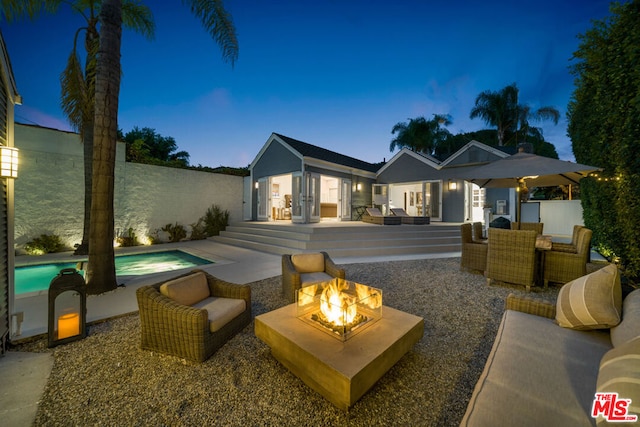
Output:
[
  {"xmin": 273, "ymin": 133, "xmax": 382, "ymax": 173},
  {"xmin": 376, "ymin": 148, "xmax": 440, "ymax": 176}
]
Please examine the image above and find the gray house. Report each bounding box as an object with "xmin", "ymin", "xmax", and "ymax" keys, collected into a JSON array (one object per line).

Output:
[
  {"xmin": 0, "ymin": 31, "xmax": 20, "ymax": 354},
  {"xmin": 249, "ymin": 133, "xmax": 381, "ymax": 223},
  {"xmin": 249, "ymin": 134, "xmax": 514, "ymax": 224}
]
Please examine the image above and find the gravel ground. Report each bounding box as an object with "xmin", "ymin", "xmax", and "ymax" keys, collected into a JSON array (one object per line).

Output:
[{"xmin": 15, "ymin": 258, "xmax": 580, "ymax": 426}]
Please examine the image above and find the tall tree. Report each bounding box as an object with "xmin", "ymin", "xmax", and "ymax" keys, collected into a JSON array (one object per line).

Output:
[
  {"xmin": 4, "ymin": 0, "xmax": 238, "ymax": 293},
  {"xmin": 389, "ymin": 114, "xmax": 452, "ymax": 156},
  {"xmin": 122, "ymin": 126, "xmax": 190, "ymax": 167},
  {"xmin": 469, "ymin": 83, "xmax": 519, "ymax": 146},
  {"xmin": 88, "ymin": 0, "xmax": 238, "ymax": 293}
]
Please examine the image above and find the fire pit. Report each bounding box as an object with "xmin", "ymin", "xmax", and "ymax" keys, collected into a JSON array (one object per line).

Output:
[
  {"xmin": 296, "ymin": 278, "xmax": 382, "ymax": 341},
  {"xmin": 255, "ymin": 281, "xmax": 423, "ymax": 410}
]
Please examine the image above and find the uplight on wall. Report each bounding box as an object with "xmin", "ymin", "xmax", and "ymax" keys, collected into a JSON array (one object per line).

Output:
[
  {"xmin": 0, "ymin": 146, "xmax": 18, "ymax": 178},
  {"xmin": 448, "ymin": 180, "xmax": 457, "ymax": 191}
]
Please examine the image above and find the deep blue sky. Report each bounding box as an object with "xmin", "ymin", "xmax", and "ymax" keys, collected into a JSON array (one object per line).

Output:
[{"xmin": 1, "ymin": 0, "xmax": 614, "ymax": 167}]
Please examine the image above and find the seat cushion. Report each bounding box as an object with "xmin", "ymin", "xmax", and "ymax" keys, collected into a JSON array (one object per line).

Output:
[
  {"xmin": 461, "ymin": 310, "xmax": 612, "ymax": 427},
  {"xmin": 291, "ymin": 253, "xmax": 325, "ymax": 273},
  {"xmin": 556, "ymin": 264, "xmax": 622, "ymax": 330},
  {"xmin": 193, "ymin": 297, "xmax": 247, "ymax": 333},
  {"xmin": 595, "ymin": 336, "xmax": 640, "ymax": 425},
  {"xmin": 610, "ymin": 289, "xmax": 640, "ymax": 347},
  {"xmin": 159, "ymin": 272, "xmax": 209, "ymax": 306},
  {"xmin": 300, "ymin": 271, "xmax": 333, "ymax": 286}
]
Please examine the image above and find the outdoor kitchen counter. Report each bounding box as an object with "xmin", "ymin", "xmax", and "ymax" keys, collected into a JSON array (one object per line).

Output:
[{"xmin": 255, "ymin": 304, "xmax": 424, "ymax": 411}]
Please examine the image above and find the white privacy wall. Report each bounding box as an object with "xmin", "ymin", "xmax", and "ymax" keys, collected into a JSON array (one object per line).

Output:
[{"xmin": 13, "ymin": 124, "xmax": 243, "ymax": 249}]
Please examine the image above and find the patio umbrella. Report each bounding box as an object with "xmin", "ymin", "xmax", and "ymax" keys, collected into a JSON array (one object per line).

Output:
[{"xmin": 462, "ymin": 151, "xmax": 601, "ymax": 221}]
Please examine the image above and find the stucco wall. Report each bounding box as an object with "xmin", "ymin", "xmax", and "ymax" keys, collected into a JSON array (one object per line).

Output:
[{"xmin": 14, "ymin": 124, "xmax": 243, "ymax": 249}]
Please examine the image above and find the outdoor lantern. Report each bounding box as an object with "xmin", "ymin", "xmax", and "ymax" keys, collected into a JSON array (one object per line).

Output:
[
  {"xmin": 448, "ymin": 180, "xmax": 457, "ymax": 191},
  {"xmin": 0, "ymin": 146, "xmax": 18, "ymax": 178},
  {"xmin": 48, "ymin": 268, "xmax": 87, "ymax": 347},
  {"xmin": 356, "ymin": 183, "xmax": 362, "ymax": 192}
]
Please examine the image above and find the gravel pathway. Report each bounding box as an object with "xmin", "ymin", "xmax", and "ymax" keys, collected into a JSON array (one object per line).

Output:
[{"xmin": 15, "ymin": 257, "xmax": 569, "ymax": 426}]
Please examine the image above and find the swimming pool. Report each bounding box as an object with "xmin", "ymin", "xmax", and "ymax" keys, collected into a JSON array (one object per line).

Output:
[{"xmin": 15, "ymin": 250, "xmax": 213, "ymax": 294}]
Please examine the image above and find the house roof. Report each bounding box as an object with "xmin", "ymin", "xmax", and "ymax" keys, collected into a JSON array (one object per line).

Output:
[{"xmin": 273, "ymin": 133, "xmax": 382, "ymax": 173}]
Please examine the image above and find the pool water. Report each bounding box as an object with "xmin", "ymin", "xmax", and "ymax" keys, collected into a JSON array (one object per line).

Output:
[{"xmin": 15, "ymin": 250, "xmax": 213, "ymax": 294}]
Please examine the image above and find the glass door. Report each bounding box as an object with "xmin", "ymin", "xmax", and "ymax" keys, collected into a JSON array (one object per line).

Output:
[
  {"xmin": 422, "ymin": 181, "xmax": 442, "ymax": 221},
  {"xmin": 340, "ymin": 179, "xmax": 352, "ymax": 220},
  {"xmin": 307, "ymin": 172, "xmax": 320, "ymax": 223},
  {"xmin": 372, "ymin": 184, "xmax": 388, "ymax": 215},
  {"xmin": 257, "ymin": 178, "xmax": 268, "ymax": 221},
  {"xmin": 291, "ymin": 172, "xmax": 303, "ymax": 223}
]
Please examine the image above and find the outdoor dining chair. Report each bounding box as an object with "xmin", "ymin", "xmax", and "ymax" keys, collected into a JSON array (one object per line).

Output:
[
  {"xmin": 510, "ymin": 222, "xmax": 544, "ymax": 234},
  {"xmin": 543, "ymin": 227, "xmax": 593, "ymax": 287},
  {"xmin": 460, "ymin": 223, "xmax": 488, "ymax": 273},
  {"xmin": 485, "ymin": 228, "xmax": 537, "ymax": 292}
]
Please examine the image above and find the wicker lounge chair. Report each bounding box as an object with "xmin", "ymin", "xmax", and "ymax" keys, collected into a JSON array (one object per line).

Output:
[
  {"xmin": 460, "ymin": 223, "xmax": 488, "ymax": 273},
  {"xmin": 390, "ymin": 208, "xmax": 430, "ymax": 224},
  {"xmin": 361, "ymin": 207, "xmax": 401, "ymax": 225},
  {"xmin": 510, "ymin": 222, "xmax": 544, "ymax": 234},
  {"xmin": 282, "ymin": 251, "xmax": 345, "ymax": 303},
  {"xmin": 543, "ymin": 227, "xmax": 593, "ymax": 287},
  {"xmin": 550, "ymin": 225, "xmax": 583, "ymax": 253},
  {"xmin": 136, "ymin": 270, "xmax": 251, "ymax": 363},
  {"xmin": 485, "ymin": 228, "xmax": 537, "ymax": 292}
]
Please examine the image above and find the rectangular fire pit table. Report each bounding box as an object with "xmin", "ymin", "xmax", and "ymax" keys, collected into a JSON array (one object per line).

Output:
[{"xmin": 255, "ymin": 303, "xmax": 424, "ymax": 410}]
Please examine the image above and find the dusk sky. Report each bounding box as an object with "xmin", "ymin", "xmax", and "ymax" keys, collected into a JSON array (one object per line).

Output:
[{"xmin": 1, "ymin": 0, "xmax": 614, "ymax": 168}]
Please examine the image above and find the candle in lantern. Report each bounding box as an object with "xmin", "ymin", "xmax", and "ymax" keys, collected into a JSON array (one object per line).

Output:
[{"xmin": 58, "ymin": 312, "xmax": 80, "ymax": 339}]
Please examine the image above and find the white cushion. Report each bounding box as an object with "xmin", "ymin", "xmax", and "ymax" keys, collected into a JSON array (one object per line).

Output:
[
  {"xmin": 556, "ymin": 264, "xmax": 622, "ymax": 330},
  {"xmin": 193, "ymin": 297, "xmax": 246, "ymax": 332},
  {"xmin": 159, "ymin": 272, "xmax": 209, "ymax": 306}
]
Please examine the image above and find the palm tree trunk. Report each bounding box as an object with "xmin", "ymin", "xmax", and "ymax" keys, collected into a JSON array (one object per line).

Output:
[
  {"xmin": 87, "ymin": 0, "xmax": 121, "ymax": 295},
  {"xmin": 74, "ymin": 123, "xmax": 93, "ymax": 255}
]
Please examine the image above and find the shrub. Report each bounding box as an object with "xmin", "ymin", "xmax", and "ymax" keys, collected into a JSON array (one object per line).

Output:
[
  {"xmin": 161, "ymin": 222, "xmax": 187, "ymax": 243},
  {"xmin": 202, "ymin": 204, "xmax": 230, "ymax": 237},
  {"xmin": 115, "ymin": 227, "xmax": 139, "ymax": 247},
  {"xmin": 189, "ymin": 219, "xmax": 207, "ymax": 240},
  {"xmin": 24, "ymin": 234, "xmax": 65, "ymax": 255}
]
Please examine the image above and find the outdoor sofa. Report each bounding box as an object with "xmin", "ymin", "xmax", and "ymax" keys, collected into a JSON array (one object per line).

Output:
[
  {"xmin": 462, "ymin": 264, "xmax": 640, "ymax": 426},
  {"xmin": 136, "ymin": 269, "xmax": 251, "ymax": 363}
]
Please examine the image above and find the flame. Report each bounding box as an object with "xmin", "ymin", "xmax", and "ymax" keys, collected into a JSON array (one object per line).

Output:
[
  {"xmin": 298, "ymin": 284, "xmax": 317, "ymax": 306},
  {"xmin": 356, "ymin": 283, "xmax": 382, "ymax": 309},
  {"xmin": 320, "ymin": 280, "xmax": 356, "ymax": 326}
]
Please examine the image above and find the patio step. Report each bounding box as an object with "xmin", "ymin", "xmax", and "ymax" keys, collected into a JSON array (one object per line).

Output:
[{"xmin": 212, "ymin": 222, "xmax": 461, "ymax": 258}]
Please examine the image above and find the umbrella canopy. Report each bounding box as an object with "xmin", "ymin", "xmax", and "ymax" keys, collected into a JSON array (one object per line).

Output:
[
  {"xmin": 462, "ymin": 151, "xmax": 601, "ymax": 222},
  {"xmin": 464, "ymin": 152, "xmax": 601, "ymax": 188}
]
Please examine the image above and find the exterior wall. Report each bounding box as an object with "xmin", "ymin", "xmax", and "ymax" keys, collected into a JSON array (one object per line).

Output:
[
  {"xmin": 377, "ymin": 153, "xmax": 440, "ymax": 183},
  {"xmin": 14, "ymin": 124, "xmax": 243, "ymax": 249},
  {"xmin": 252, "ymin": 141, "xmax": 301, "ymax": 179},
  {"xmin": 445, "ymin": 144, "xmax": 504, "ymax": 166}
]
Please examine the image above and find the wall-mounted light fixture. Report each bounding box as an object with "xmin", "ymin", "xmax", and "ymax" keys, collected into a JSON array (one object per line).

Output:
[
  {"xmin": 448, "ymin": 179, "xmax": 457, "ymax": 191},
  {"xmin": 254, "ymin": 181, "xmax": 259, "ymax": 189},
  {"xmin": 356, "ymin": 183, "xmax": 362, "ymax": 192},
  {"xmin": 0, "ymin": 146, "xmax": 18, "ymax": 178}
]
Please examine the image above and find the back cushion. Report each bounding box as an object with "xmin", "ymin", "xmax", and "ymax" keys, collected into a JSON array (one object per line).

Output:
[
  {"xmin": 610, "ymin": 289, "xmax": 640, "ymax": 347},
  {"xmin": 160, "ymin": 272, "xmax": 210, "ymax": 306},
  {"xmin": 291, "ymin": 253, "xmax": 325, "ymax": 273}
]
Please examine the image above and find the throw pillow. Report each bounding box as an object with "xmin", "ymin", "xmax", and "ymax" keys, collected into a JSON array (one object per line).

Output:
[
  {"xmin": 291, "ymin": 253, "xmax": 325, "ymax": 273},
  {"xmin": 610, "ymin": 289, "xmax": 640, "ymax": 347},
  {"xmin": 160, "ymin": 271, "xmax": 210, "ymax": 306},
  {"xmin": 595, "ymin": 336, "xmax": 640, "ymax": 426},
  {"xmin": 556, "ymin": 264, "xmax": 622, "ymax": 330}
]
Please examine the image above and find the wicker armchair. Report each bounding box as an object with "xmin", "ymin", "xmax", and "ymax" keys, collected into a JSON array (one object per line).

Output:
[
  {"xmin": 551, "ymin": 225, "xmax": 583, "ymax": 253},
  {"xmin": 510, "ymin": 222, "xmax": 544, "ymax": 234},
  {"xmin": 543, "ymin": 227, "xmax": 593, "ymax": 287},
  {"xmin": 460, "ymin": 223, "xmax": 488, "ymax": 273},
  {"xmin": 282, "ymin": 251, "xmax": 345, "ymax": 303},
  {"xmin": 486, "ymin": 228, "xmax": 537, "ymax": 291},
  {"xmin": 472, "ymin": 222, "xmax": 486, "ymax": 242},
  {"xmin": 136, "ymin": 270, "xmax": 251, "ymax": 363}
]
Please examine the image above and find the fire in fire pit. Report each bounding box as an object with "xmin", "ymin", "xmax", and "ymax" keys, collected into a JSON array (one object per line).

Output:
[{"xmin": 296, "ymin": 278, "xmax": 382, "ymax": 341}]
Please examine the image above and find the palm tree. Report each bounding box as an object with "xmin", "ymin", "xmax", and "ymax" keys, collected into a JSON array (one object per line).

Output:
[
  {"xmin": 469, "ymin": 83, "xmax": 519, "ymax": 146},
  {"xmin": 4, "ymin": 0, "xmax": 238, "ymax": 294},
  {"xmin": 390, "ymin": 114, "xmax": 452, "ymax": 156},
  {"xmin": 516, "ymin": 105, "xmax": 560, "ymax": 144},
  {"xmin": 89, "ymin": 0, "xmax": 237, "ymax": 294},
  {"xmin": 59, "ymin": 1, "xmax": 154, "ymax": 256}
]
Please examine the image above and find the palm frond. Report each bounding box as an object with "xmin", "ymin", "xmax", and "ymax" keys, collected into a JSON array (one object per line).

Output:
[
  {"xmin": 0, "ymin": 0, "xmax": 63, "ymax": 21},
  {"xmin": 122, "ymin": 0, "xmax": 155, "ymax": 40},
  {"xmin": 59, "ymin": 49, "xmax": 87, "ymax": 134},
  {"xmin": 185, "ymin": 0, "xmax": 239, "ymax": 66}
]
